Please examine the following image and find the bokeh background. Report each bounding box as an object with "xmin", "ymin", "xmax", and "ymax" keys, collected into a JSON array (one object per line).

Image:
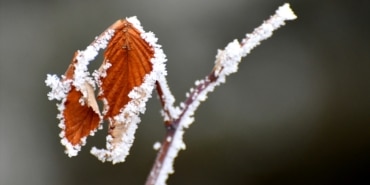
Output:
[{"xmin": 1, "ymin": 0, "xmax": 369, "ymax": 184}]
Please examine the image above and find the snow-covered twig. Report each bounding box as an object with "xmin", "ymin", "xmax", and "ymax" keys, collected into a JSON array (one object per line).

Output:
[{"xmin": 146, "ymin": 3, "xmax": 297, "ymax": 185}]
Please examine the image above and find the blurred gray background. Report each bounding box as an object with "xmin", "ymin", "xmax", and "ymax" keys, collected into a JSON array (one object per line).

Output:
[{"xmin": 1, "ymin": 0, "xmax": 369, "ymax": 184}]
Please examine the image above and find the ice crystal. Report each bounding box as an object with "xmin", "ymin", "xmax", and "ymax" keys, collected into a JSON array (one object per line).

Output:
[{"xmin": 153, "ymin": 142, "xmax": 162, "ymax": 150}]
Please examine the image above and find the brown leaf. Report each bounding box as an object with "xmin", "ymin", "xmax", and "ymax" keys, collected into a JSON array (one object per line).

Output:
[
  {"xmin": 62, "ymin": 54, "xmax": 101, "ymax": 146},
  {"xmin": 98, "ymin": 19, "xmax": 154, "ymax": 119},
  {"xmin": 63, "ymin": 85, "xmax": 101, "ymax": 145}
]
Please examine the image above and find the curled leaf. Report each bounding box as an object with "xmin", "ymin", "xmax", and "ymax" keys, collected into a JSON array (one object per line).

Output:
[
  {"xmin": 62, "ymin": 84, "xmax": 101, "ymax": 146},
  {"xmin": 57, "ymin": 55, "xmax": 102, "ymax": 156}
]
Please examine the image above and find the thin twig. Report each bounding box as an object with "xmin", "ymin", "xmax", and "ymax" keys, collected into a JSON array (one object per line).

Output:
[{"xmin": 145, "ymin": 3, "xmax": 297, "ymax": 185}]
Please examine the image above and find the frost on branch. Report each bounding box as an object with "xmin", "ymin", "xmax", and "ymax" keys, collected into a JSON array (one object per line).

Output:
[
  {"xmin": 147, "ymin": 3, "xmax": 297, "ymax": 185},
  {"xmin": 240, "ymin": 3, "xmax": 297, "ymax": 57}
]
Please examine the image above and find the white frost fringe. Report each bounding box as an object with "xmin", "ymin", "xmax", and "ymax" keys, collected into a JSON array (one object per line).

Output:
[{"xmin": 152, "ymin": 3, "xmax": 297, "ymax": 185}]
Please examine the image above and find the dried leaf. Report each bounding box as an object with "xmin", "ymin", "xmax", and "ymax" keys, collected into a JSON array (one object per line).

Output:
[
  {"xmin": 98, "ymin": 19, "xmax": 154, "ymax": 118},
  {"xmin": 61, "ymin": 55, "xmax": 102, "ymax": 147},
  {"xmin": 63, "ymin": 85, "xmax": 101, "ymax": 145},
  {"xmin": 91, "ymin": 17, "xmax": 162, "ymax": 163}
]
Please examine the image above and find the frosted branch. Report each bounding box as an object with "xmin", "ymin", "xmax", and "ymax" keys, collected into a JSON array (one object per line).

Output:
[
  {"xmin": 146, "ymin": 3, "xmax": 297, "ymax": 185},
  {"xmin": 45, "ymin": 3, "xmax": 296, "ymax": 185}
]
